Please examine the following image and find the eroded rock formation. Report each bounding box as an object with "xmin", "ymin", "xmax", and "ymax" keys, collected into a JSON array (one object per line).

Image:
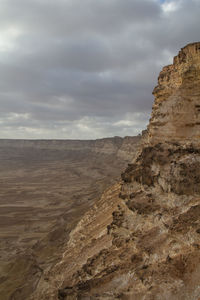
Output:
[{"xmin": 30, "ymin": 42, "xmax": 200, "ymax": 300}]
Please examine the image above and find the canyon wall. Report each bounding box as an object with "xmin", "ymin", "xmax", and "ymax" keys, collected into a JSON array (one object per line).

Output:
[{"xmin": 0, "ymin": 136, "xmax": 140, "ymax": 160}]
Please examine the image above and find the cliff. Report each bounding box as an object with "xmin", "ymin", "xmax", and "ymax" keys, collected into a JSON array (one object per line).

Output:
[{"xmin": 30, "ymin": 43, "xmax": 200, "ymax": 300}]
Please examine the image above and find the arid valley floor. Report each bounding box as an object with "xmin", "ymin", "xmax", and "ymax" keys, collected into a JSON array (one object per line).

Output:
[{"xmin": 0, "ymin": 137, "xmax": 140, "ymax": 299}]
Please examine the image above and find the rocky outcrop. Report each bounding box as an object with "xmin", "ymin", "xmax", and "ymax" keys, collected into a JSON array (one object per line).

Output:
[{"xmin": 30, "ymin": 42, "xmax": 200, "ymax": 300}]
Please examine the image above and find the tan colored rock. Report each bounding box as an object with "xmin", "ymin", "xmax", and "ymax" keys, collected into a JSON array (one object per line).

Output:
[{"xmin": 148, "ymin": 42, "xmax": 200, "ymax": 146}]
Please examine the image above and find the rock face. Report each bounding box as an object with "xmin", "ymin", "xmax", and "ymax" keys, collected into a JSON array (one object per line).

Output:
[
  {"xmin": 148, "ymin": 42, "xmax": 200, "ymax": 146},
  {"xmin": 30, "ymin": 43, "xmax": 200, "ymax": 300}
]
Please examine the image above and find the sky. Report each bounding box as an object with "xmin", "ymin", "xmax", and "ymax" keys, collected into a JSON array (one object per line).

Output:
[{"xmin": 0, "ymin": 0, "xmax": 199, "ymax": 139}]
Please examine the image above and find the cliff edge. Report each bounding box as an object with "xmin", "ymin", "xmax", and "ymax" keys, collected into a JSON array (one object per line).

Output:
[{"xmin": 30, "ymin": 43, "xmax": 200, "ymax": 300}]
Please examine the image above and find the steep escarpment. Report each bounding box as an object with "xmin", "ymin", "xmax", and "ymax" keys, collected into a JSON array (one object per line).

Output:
[
  {"xmin": 31, "ymin": 43, "xmax": 200, "ymax": 300},
  {"xmin": 0, "ymin": 136, "xmax": 140, "ymax": 160}
]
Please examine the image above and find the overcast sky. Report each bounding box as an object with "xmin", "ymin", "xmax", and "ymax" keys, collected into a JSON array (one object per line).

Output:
[{"xmin": 0, "ymin": 0, "xmax": 199, "ymax": 139}]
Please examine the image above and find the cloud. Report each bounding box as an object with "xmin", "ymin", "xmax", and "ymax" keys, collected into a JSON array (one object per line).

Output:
[{"xmin": 0, "ymin": 0, "xmax": 199, "ymax": 139}]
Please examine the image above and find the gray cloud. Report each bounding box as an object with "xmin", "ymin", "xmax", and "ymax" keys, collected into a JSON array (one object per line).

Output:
[{"xmin": 0, "ymin": 0, "xmax": 199, "ymax": 139}]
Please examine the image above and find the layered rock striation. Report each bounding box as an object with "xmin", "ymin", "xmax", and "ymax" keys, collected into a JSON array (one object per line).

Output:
[
  {"xmin": 30, "ymin": 43, "xmax": 200, "ymax": 300},
  {"xmin": 148, "ymin": 42, "xmax": 200, "ymax": 146}
]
